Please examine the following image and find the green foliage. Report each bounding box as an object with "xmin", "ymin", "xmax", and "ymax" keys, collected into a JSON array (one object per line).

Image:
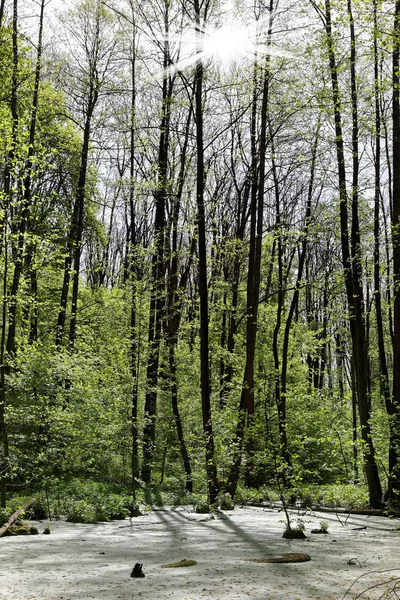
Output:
[
  {"xmin": 218, "ymin": 493, "xmax": 234, "ymax": 510},
  {"xmin": 193, "ymin": 498, "xmax": 212, "ymax": 514},
  {"xmin": 8, "ymin": 480, "xmax": 133, "ymax": 524},
  {"xmin": 0, "ymin": 507, "xmax": 11, "ymax": 527},
  {"xmin": 316, "ymin": 484, "xmax": 369, "ymax": 509},
  {"xmin": 57, "ymin": 479, "xmax": 131, "ymax": 522},
  {"xmin": 65, "ymin": 499, "xmax": 99, "ymax": 524},
  {"xmin": 319, "ymin": 520, "xmax": 329, "ymax": 532},
  {"xmin": 282, "ymin": 518, "xmax": 307, "ymax": 539}
]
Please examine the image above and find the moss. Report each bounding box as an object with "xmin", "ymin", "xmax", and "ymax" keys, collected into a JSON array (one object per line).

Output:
[
  {"xmin": 311, "ymin": 528, "xmax": 329, "ymax": 534},
  {"xmin": 248, "ymin": 553, "xmax": 311, "ymax": 564},
  {"xmin": 282, "ymin": 528, "xmax": 307, "ymax": 539},
  {"xmin": 161, "ymin": 559, "xmax": 197, "ymax": 568}
]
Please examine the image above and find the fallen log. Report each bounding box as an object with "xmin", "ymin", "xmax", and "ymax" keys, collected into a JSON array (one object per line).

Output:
[
  {"xmin": 243, "ymin": 501, "xmax": 400, "ymax": 518},
  {"xmin": 0, "ymin": 498, "xmax": 36, "ymax": 538}
]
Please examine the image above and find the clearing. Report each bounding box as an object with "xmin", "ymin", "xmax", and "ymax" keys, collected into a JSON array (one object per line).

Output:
[{"xmin": 0, "ymin": 506, "xmax": 399, "ymax": 600}]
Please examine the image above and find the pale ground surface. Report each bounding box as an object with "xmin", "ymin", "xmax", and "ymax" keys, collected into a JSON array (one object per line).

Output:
[{"xmin": 0, "ymin": 505, "xmax": 399, "ymax": 600}]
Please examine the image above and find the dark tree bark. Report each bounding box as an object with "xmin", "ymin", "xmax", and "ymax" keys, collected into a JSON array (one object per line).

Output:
[
  {"xmin": 278, "ymin": 121, "xmax": 320, "ymax": 468},
  {"xmin": 194, "ymin": 0, "xmax": 219, "ymax": 503},
  {"xmin": 226, "ymin": 1, "xmax": 273, "ymax": 496},
  {"xmin": 165, "ymin": 101, "xmax": 194, "ymax": 493},
  {"xmin": 0, "ymin": 0, "xmax": 18, "ymax": 508},
  {"xmin": 0, "ymin": 230, "xmax": 9, "ymax": 508},
  {"xmin": 1, "ymin": 0, "xmax": 45, "ymax": 504},
  {"xmin": 372, "ymin": 0, "xmax": 392, "ymax": 473},
  {"xmin": 121, "ymin": 3, "xmax": 140, "ymax": 503},
  {"xmin": 56, "ymin": 0, "xmax": 111, "ymax": 349},
  {"xmin": 6, "ymin": 0, "xmax": 44, "ymax": 357},
  {"xmin": 141, "ymin": 7, "xmax": 172, "ymax": 483},
  {"xmin": 390, "ymin": 0, "xmax": 400, "ymax": 498},
  {"xmin": 315, "ymin": 0, "xmax": 382, "ymax": 507},
  {"xmin": 0, "ymin": 0, "xmax": 5, "ymax": 26}
]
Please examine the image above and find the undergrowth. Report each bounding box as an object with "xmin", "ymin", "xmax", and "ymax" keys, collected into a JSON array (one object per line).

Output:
[{"xmin": 3, "ymin": 480, "xmax": 371, "ymax": 525}]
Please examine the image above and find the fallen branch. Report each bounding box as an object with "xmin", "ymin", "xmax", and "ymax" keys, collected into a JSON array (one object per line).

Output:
[
  {"xmin": 0, "ymin": 498, "xmax": 36, "ymax": 538},
  {"xmin": 244, "ymin": 502, "xmax": 400, "ymax": 518}
]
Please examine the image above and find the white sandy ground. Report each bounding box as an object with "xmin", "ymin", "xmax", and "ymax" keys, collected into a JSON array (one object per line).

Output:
[{"xmin": 0, "ymin": 506, "xmax": 400, "ymax": 600}]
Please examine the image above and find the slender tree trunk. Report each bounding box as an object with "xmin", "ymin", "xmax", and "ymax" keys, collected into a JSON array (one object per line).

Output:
[
  {"xmin": 351, "ymin": 358, "xmax": 359, "ymax": 484},
  {"xmin": 0, "ymin": 0, "xmax": 19, "ymax": 506},
  {"xmin": 226, "ymin": 4, "xmax": 272, "ymax": 496},
  {"xmin": 0, "ymin": 0, "xmax": 5, "ymax": 26},
  {"xmin": 279, "ymin": 121, "xmax": 320, "ymax": 467},
  {"xmin": 317, "ymin": 0, "xmax": 382, "ymax": 507},
  {"xmin": 141, "ymin": 12, "xmax": 172, "ymax": 483},
  {"xmin": 390, "ymin": 0, "xmax": 400, "ymax": 498},
  {"xmin": 165, "ymin": 104, "xmax": 194, "ymax": 492},
  {"xmin": 68, "ymin": 83, "xmax": 98, "ymax": 349},
  {"xmin": 126, "ymin": 16, "xmax": 139, "ymax": 502},
  {"xmin": 194, "ymin": 0, "xmax": 218, "ymax": 503},
  {"xmin": 6, "ymin": 0, "xmax": 37, "ymax": 358},
  {"xmin": 372, "ymin": 0, "xmax": 392, "ymax": 477},
  {"xmin": 0, "ymin": 229, "xmax": 9, "ymax": 508}
]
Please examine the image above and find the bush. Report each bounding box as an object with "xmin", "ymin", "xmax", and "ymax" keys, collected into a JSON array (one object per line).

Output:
[
  {"xmin": 66, "ymin": 499, "xmax": 98, "ymax": 523},
  {"xmin": 0, "ymin": 507, "xmax": 11, "ymax": 527},
  {"xmin": 193, "ymin": 499, "xmax": 212, "ymax": 514},
  {"xmin": 6, "ymin": 479, "xmax": 134, "ymax": 524},
  {"xmin": 217, "ymin": 493, "xmax": 234, "ymax": 510},
  {"xmin": 318, "ymin": 484, "xmax": 369, "ymax": 509}
]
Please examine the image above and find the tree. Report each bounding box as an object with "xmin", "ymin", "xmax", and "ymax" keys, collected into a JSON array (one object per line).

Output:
[
  {"xmin": 311, "ymin": 0, "xmax": 382, "ymax": 507},
  {"xmin": 193, "ymin": 0, "xmax": 219, "ymax": 503},
  {"xmin": 391, "ymin": 0, "xmax": 400, "ymax": 499},
  {"xmin": 55, "ymin": 0, "xmax": 117, "ymax": 350}
]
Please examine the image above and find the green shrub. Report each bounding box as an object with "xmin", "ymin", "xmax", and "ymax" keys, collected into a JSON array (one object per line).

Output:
[
  {"xmin": 193, "ymin": 499, "xmax": 212, "ymax": 514},
  {"xmin": 66, "ymin": 499, "xmax": 98, "ymax": 523},
  {"xmin": 218, "ymin": 493, "xmax": 234, "ymax": 510},
  {"xmin": 318, "ymin": 484, "xmax": 369, "ymax": 509},
  {"xmin": 319, "ymin": 520, "xmax": 329, "ymax": 532},
  {"xmin": 0, "ymin": 507, "xmax": 10, "ymax": 527}
]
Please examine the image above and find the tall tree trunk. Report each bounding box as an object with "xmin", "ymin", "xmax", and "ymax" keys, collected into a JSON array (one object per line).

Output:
[
  {"xmin": 372, "ymin": 0, "xmax": 392, "ymax": 476},
  {"xmin": 279, "ymin": 121, "xmax": 320, "ymax": 468},
  {"xmin": 390, "ymin": 0, "xmax": 400, "ymax": 498},
  {"xmin": 0, "ymin": 228, "xmax": 9, "ymax": 508},
  {"xmin": 165, "ymin": 102, "xmax": 194, "ymax": 492},
  {"xmin": 68, "ymin": 19, "xmax": 101, "ymax": 349},
  {"xmin": 0, "ymin": 0, "xmax": 19, "ymax": 507},
  {"xmin": 0, "ymin": 0, "xmax": 5, "ymax": 26},
  {"xmin": 317, "ymin": 0, "xmax": 382, "ymax": 507},
  {"xmin": 126, "ymin": 11, "xmax": 139, "ymax": 503},
  {"xmin": 226, "ymin": 3, "xmax": 272, "ymax": 496},
  {"xmin": 6, "ymin": 0, "xmax": 41, "ymax": 357},
  {"xmin": 141, "ymin": 11, "xmax": 172, "ymax": 483},
  {"xmin": 194, "ymin": 0, "xmax": 218, "ymax": 503}
]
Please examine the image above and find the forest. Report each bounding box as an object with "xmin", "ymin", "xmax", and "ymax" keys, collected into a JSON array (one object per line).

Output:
[{"xmin": 0, "ymin": 0, "xmax": 399, "ymax": 520}]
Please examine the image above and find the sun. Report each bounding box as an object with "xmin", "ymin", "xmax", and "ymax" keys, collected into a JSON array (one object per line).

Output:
[
  {"xmin": 205, "ymin": 23, "xmax": 255, "ymax": 64},
  {"xmin": 158, "ymin": 14, "xmax": 296, "ymax": 79}
]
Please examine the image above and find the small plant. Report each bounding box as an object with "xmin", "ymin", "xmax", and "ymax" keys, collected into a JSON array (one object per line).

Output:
[
  {"xmin": 282, "ymin": 518, "xmax": 307, "ymax": 540},
  {"xmin": 125, "ymin": 500, "xmax": 141, "ymax": 518},
  {"xmin": 217, "ymin": 493, "xmax": 234, "ymax": 511},
  {"xmin": 319, "ymin": 520, "xmax": 329, "ymax": 532},
  {"xmin": 43, "ymin": 527, "xmax": 51, "ymax": 534}
]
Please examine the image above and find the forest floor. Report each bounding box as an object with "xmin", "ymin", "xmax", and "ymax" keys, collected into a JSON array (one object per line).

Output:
[{"xmin": 0, "ymin": 505, "xmax": 399, "ymax": 600}]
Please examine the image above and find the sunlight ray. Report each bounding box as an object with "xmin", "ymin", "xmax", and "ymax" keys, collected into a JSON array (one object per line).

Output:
[{"xmin": 154, "ymin": 14, "xmax": 297, "ymax": 80}]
